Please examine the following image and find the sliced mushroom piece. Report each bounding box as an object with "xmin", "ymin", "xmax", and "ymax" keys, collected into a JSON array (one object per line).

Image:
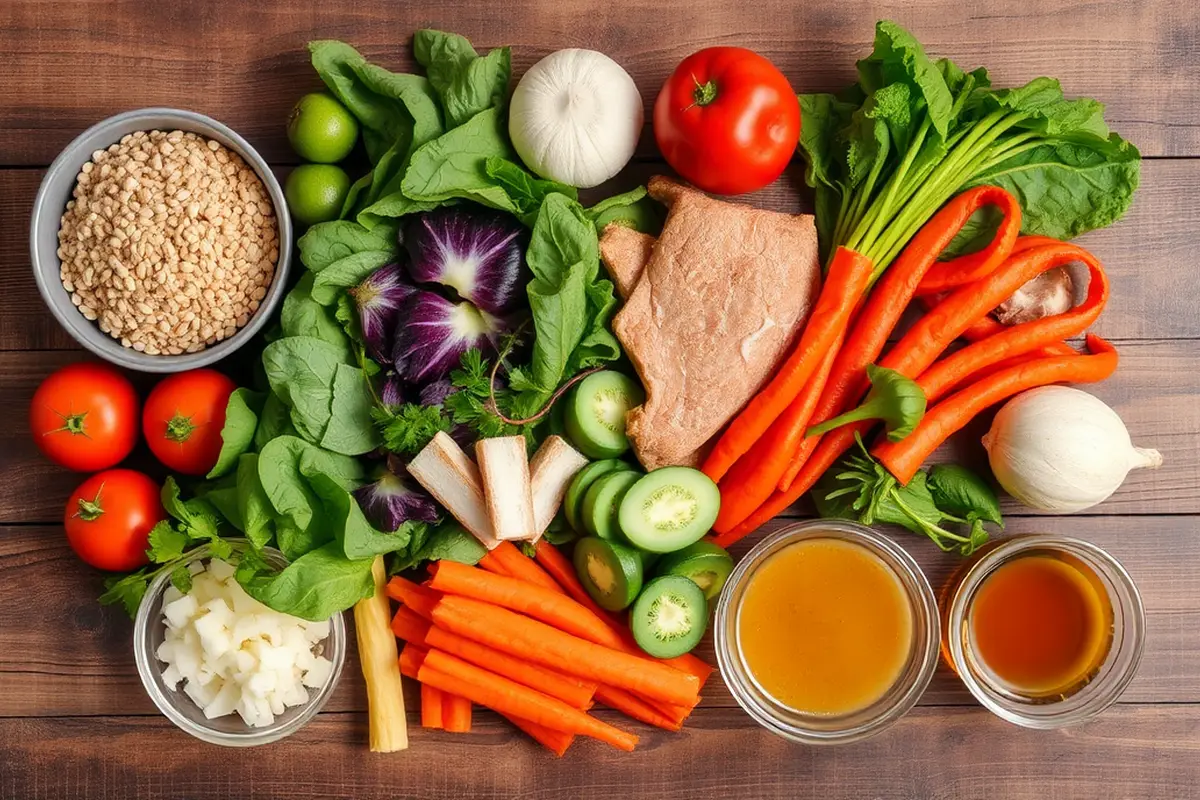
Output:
[{"xmin": 993, "ymin": 266, "xmax": 1074, "ymax": 325}]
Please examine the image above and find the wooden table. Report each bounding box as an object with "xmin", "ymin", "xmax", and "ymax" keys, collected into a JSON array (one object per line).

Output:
[{"xmin": 2, "ymin": 1, "xmax": 1197, "ymax": 797}]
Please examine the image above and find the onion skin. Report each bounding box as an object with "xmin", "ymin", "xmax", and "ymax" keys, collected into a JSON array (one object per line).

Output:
[{"xmin": 982, "ymin": 386, "xmax": 1162, "ymax": 513}]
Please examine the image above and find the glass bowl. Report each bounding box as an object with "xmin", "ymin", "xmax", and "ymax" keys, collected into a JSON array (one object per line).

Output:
[
  {"xmin": 715, "ymin": 520, "xmax": 940, "ymax": 745},
  {"xmin": 942, "ymin": 534, "xmax": 1145, "ymax": 729},
  {"xmin": 133, "ymin": 544, "xmax": 346, "ymax": 746}
]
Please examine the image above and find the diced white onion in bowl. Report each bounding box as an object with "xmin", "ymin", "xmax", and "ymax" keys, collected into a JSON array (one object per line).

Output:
[{"xmin": 155, "ymin": 559, "xmax": 334, "ymax": 728}]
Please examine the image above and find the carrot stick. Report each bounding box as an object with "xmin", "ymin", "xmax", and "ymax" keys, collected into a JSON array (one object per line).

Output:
[
  {"xmin": 386, "ymin": 576, "xmax": 440, "ymax": 619},
  {"xmin": 505, "ymin": 714, "xmax": 574, "ymax": 756},
  {"xmin": 873, "ymin": 335, "xmax": 1118, "ymax": 484},
  {"xmin": 489, "ymin": 541, "xmax": 562, "ymax": 592},
  {"xmin": 702, "ymin": 246, "xmax": 876, "ymax": 481},
  {"xmin": 421, "ymin": 683, "xmax": 444, "ymax": 729},
  {"xmin": 443, "ymin": 692, "xmax": 472, "ymax": 733},
  {"xmin": 431, "ymin": 593, "xmax": 700, "ymax": 707},
  {"xmin": 916, "ymin": 249, "xmax": 1109, "ymax": 405},
  {"xmin": 392, "ymin": 606, "xmax": 597, "ymax": 709},
  {"xmin": 428, "ymin": 560, "xmax": 617, "ymax": 646},
  {"xmin": 593, "ymin": 685, "xmax": 683, "ymax": 732},
  {"xmin": 400, "ymin": 643, "xmax": 428, "ymax": 678},
  {"xmin": 477, "ymin": 550, "xmax": 509, "ymax": 576},
  {"xmin": 714, "ymin": 335, "xmax": 844, "ymax": 533},
  {"xmin": 418, "ymin": 648, "xmax": 639, "ymax": 752}
]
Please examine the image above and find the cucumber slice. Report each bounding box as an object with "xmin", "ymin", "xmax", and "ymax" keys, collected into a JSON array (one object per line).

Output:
[
  {"xmin": 563, "ymin": 459, "xmax": 627, "ymax": 532},
  {"xmin": 573, "ymin": 537, "xmax": 644, "ymax": 612},
  {"xmin": 618, "ymin": 467, "xmax": 721, "ymax": 553},
  {"xmin": 655, "ymin": 541, "xmax": 734, "ymax": 601},
  {"xmin": 582, "ymin": 470, "xmax": 641, "ymax": 540},
  {"xmin": 564, "ymin": 371, "xmax": 645, "ymax": 459},
  {"xmin": 631, "ymin": 575, "xmax": 707, "ymax": 658}
]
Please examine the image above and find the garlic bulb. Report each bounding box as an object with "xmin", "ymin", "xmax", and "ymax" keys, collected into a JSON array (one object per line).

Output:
[
  {"xmin": 509, "ymin": 49, "xmax": 643, "ymax": 188},
  {"xmin": 982, "ymin": 386, "xmax": 1162, "ymax": 513}
]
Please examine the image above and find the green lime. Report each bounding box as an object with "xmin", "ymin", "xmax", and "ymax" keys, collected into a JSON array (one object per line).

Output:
[
  {"xmin": 285, "ymin": 164, "xmax": 351, "ymax": 227},
  {"xmin": 286, "ymin": 92, "xmax": 359, "ymax": 163}
]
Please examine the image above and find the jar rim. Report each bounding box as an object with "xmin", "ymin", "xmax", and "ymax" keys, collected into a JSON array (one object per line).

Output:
[
  {"xmin": 714, "ymin": 520, "xmax": 940, "ymax": 745},
  {"xmin": 944, "ymin": 534, "xmax": 1145, "ymax": 729}
]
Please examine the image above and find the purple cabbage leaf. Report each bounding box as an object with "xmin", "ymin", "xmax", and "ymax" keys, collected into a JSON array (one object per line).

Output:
[
  {"xmin": 350, "ymin": 263, "xmax": 413, "ymax": 364},
  {"xmin": 392, "ymin": 289, "xmax": 508, "ymax": 385},
  {"xmin": 352, "ymin": 467, "xmax": 440, "ymax": 533}
]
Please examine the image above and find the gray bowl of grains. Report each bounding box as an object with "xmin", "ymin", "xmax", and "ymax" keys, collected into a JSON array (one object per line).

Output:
[{"xmin": 31, "ymin": 108, "xmax": 292, "ymax": 372}]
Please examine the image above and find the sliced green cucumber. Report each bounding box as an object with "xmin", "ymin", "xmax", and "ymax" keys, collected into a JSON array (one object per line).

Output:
[
  {"xmin": 563, "ymin": 459, "xmax": 627, "ymax": 532},
  {"xmin": 618, "ymin": 467, "xmax": 721, "ymax": 553},
  {"xmin": 655, "ymin": 541, "xmax": 734, "ymax": 601},
  {"xmin": 573, "ymin": 537, "xmax": 644, "ymax": 612},
  {"xmin": 582, "ymin": 470, "xmax": 641, "ymax": 540},
  {"xmin": 631, "ymin": 575, "xmax": 707, "ymax": 658},
  {"xmin": 564, "ymin": 371, "xmax": 645, "ymax": 459}
]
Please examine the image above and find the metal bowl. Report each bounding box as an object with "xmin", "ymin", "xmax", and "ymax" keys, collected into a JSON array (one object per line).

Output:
[{"xmin": 30, "ymin": 108, "xmax": 291, "ymax": 372}]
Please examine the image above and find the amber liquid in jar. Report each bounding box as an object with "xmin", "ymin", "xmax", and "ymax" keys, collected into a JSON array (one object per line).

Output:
[{"xmin": 967, "ymin": 551, "xmax": 1114, "ymax": 698}]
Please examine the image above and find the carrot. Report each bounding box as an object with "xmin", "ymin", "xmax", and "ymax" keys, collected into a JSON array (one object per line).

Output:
[
  {"xmin": 874, "ymin": 335, "xmax": 1118, "ymax": 484},
  {"xmin": 428, "ymin": 560, "xmax": 618, "ymax": 646},
  {"xmin": 776, "ymin": 187, "xmax": 1018, "ymax": 493},
  {"xmin": 916, "ymin": 249, "xmax": 1109, "ymax": 405},
  {"xmin": 912, "ymin": 187, "xmax": 1022, "ymax": 296},
  {"xmin": 713, "ymin": 335, "xmax": 843, "ymax": 533},
  {"xmin": 418, "ymin": 647, "xmax": 639, "ymax": 752},
  {"xmin": 702, "ymin": 246, "xmax": 876, "ymax": 481},
  {"xmin": 421, "ymin": 682, "xmax": 444, "ymax": 729},
  {"xmin": 392, "ymin": 606, "xmax": 597, "ymax": 709},
  {"xmin": 400, "ymin": 643, "xmax": 428, "ymax": 678},
  {"xmin": 593, "ymin": 685, "xmax": 683, "ymax": 732},
  {"xmin": 443, "ymin": 692, "xmax": 472, "ymax": 733},
  {"xmin": 477, "ymin": 550, "xmax": 509, "ymax": 576},
  {"xmin": 505, "ymin": 714, "xmax": 575, "ymax": 756},
  {"xmin": 431, "ymin": 593, "xmax": 700, "ymax": 707},
  {"xmin": 386, "ymin": 576, "xmax": 440, "ymax": 619},
  {"xmin": 533, "ymin": 539, "xmax": 620, "ymax": 623},
  {"xmin": 488, "ymin": 541, "xmax": 562, "ymax": 592}
]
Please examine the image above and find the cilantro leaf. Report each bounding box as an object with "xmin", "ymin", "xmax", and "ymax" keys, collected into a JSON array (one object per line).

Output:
[
  {"xmin": 373, "ymin": 403, "xmax": 452, "ymax": 455},
  {"xmin": 99, "ymin": 573, "xmax": 149, "ymax": 617},
  {"xmin": 145, "ymin": 521, "xmax": 188, "ymax": 563}
]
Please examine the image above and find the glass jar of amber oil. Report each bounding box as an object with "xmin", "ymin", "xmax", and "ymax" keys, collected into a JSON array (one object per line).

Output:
[{"xmin": 943, "ymin": 534, "xmax": 1145, "ymax": 728}]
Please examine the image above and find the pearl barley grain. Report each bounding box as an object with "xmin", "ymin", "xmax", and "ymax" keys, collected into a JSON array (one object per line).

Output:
[{"xmin": 57, "ymin": 130, "xmax": 277, "ymax": 354}]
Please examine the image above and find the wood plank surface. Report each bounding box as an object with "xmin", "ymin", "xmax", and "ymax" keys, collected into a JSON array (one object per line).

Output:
[
  {"xmin": 2, "ymin": 705, "xmax": 1198, "ymax": 800},
  {"xmin": 0, "ymin": 0, "xmax": 1197, "ymax": 165}
]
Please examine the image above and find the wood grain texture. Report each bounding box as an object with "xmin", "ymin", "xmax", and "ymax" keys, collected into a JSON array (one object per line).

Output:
[
  {"xmin": 2, "ymin": 705, "xmax": 1199, "ymax": 800},
  {"xmin": 0, "ymin": 0, "xmax": 1196, "ymax": 166},
  {"xmin": 1, "ymin": 515, "xmax": 1194, "ymax": 718}
]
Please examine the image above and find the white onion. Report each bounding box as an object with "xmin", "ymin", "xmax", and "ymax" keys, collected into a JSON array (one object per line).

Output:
[
  {"xmin": 156, "ymin": 559, "xmax": 333, "ymax": 728},
  {"xmin": 982, "ymin": 386, "xmax": 1162, "ymax": 513}
]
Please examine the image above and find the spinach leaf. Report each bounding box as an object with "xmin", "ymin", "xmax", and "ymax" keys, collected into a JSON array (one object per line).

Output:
[
  {"xmin": 239, "ymin": 541, "xmax": 375, "ymax": 622},
  {"xmin": 485, "ymin": 157, "xmax": 577, "ymax": 226},
  {"xmin": 236, "ymin": 454, "xmax": 276, "ymax": 550},
  {"xmin": 262, "ymin": 336, "xmax": 347, "ymax": 444},
  {"xmin": 400, "ymin": 106, "xmax": 518, "ymax": 211},
  {"xmin": 297, "ymin": 220, "xmax": 400, "ymax": 272},
  {"xmin": 413, "ymin": 30, "xmax": 511, "ymax": 128},
  {"xmin": 280, "ymin": 274, "xmax": 353, "ymax": 359},
  {"xmin": 527, "ymin": 192, "xmax": 599, "ymax": 285},
  {"xmin": 856, "ymin": 20, "xmax": 955, "ymax": 139},
  {"xmin": 311, "ymin": 250, "xmax": 397, "ymax": 306},
  {"xmin": 320, "ymin": 363, "xmax": 382, "ymax": 456},
  {"xmin": 928, "ymin": 463, "xmax": 1003, "ymax": 526},
  {"xmin": 206, "ymin": 388, "xmax": 265, "ymax": 479},
  {"xmin": 201, "ymin": 484, "xmax": 245, "ymax": 532},
  {"xmin": 257, "ymin": 435, "xmax": 365, "ymax": 539},
  {"xmin": 389, "ymin": 521, "xmax": 484, "ymax": 573},
  {"xmin": 255, "ymin": 392, "xmax": 299, "ymax": 449},
  {"xmin": 983, "ymin": 77, "xmax": 1109, "ymax": 138}
]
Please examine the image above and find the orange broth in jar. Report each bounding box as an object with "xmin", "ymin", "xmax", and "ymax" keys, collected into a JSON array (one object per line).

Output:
[{"xmin": 736, "ymin": 538, "xmax": 914, "ymax": 716}]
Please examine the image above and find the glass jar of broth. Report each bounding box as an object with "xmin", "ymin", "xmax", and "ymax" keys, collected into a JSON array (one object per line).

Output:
[{"xmin": 942, "ymin": 534, "xmax": 1145, "ymax": 729}]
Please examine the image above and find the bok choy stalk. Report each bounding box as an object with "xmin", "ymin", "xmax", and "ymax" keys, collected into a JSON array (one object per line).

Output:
[{"xmin": 354, "ymin": 556, "xmax": 408, "ymax": 752}]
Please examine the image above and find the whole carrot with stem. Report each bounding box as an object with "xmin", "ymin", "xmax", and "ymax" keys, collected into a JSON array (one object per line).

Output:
[
  {"xmin": 702, "ymin": 246, "xmax": 876, "ymax": 481},
  {"xmin": 874, "ymin": 335, "xmax": 1118, "ymax": 484},
  {"xmin": 416, "ymin": 646, "xmax": 640, "ymax": 752}
]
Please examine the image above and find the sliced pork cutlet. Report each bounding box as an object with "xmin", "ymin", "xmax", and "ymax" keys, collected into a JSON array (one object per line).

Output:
[
  {"xmin": 613, "ymin": 176, "xmax": 822, "ymax": 470},
  {"xmin": 599, "ymin": 224, "xmax": 656, "ymax": 299}
]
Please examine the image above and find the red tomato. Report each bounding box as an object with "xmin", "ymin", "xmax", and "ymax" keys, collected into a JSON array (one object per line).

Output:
[
  {"xmin": 29, "ymin": 362, "xmax": 139, "ymax": 472},
  {"xmin": 654, "ymin": 47, "xmax": 801, "ymax": 195},
  {"xmin": 65, "ymin": 469, "xmax": 164, "ymax": 571},
  {"xmin": 143, "ymin": 369, "xmax": 237, "ymax": 475}
]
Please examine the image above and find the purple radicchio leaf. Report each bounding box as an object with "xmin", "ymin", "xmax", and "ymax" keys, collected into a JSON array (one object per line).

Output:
[
  {"xmin": 352, "ymin": 468, "xmax": 440, "ymax": 532},
  {"xmin": 419, "ymin": 378, "xmax": 456, "ymax": 407},
  {"xmin": 392, "ymin": 289, "xmax": 508, "ymax": 385},
  {"xmin": 380, "ymin": 371, "xmax": 406, "ymax": 410},
  {"xmin": 404, "ymin": 207, "xmax": 528, "ymax": 315},
  {"xmin": 350, "ymin": 263, "xmax": 413, "ymax": 364}
]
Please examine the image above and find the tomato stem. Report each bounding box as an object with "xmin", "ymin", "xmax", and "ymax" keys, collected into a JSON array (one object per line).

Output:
[
  {"xmin": 49, "ymin": 408, "xmax": 90, "ymax": 437},
  {"xmin": 165, "ymin": 413, "xmax": 197, "ymax": 444},
  {"xmin": 75, "ymin": 484, "xmax": 105, "ymax": 522},
  {"xmin": 691, "ymin": 76, "xmax": 719, "ymax": 107}
]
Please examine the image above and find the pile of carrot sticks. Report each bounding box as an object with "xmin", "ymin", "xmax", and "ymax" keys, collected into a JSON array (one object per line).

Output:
[
  {"xmin": 387, "ymin": 540, "xmax": 712, "ymax": 755},
  {"xmin": 702, "ymin": 185, "xmax": 1117, "ymax": 548}
]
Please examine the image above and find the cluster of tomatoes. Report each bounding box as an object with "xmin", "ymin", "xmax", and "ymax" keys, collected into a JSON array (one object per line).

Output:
[{"xmin": 30, "ymin": 363, "xmax": 235, "ymax": 572}]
